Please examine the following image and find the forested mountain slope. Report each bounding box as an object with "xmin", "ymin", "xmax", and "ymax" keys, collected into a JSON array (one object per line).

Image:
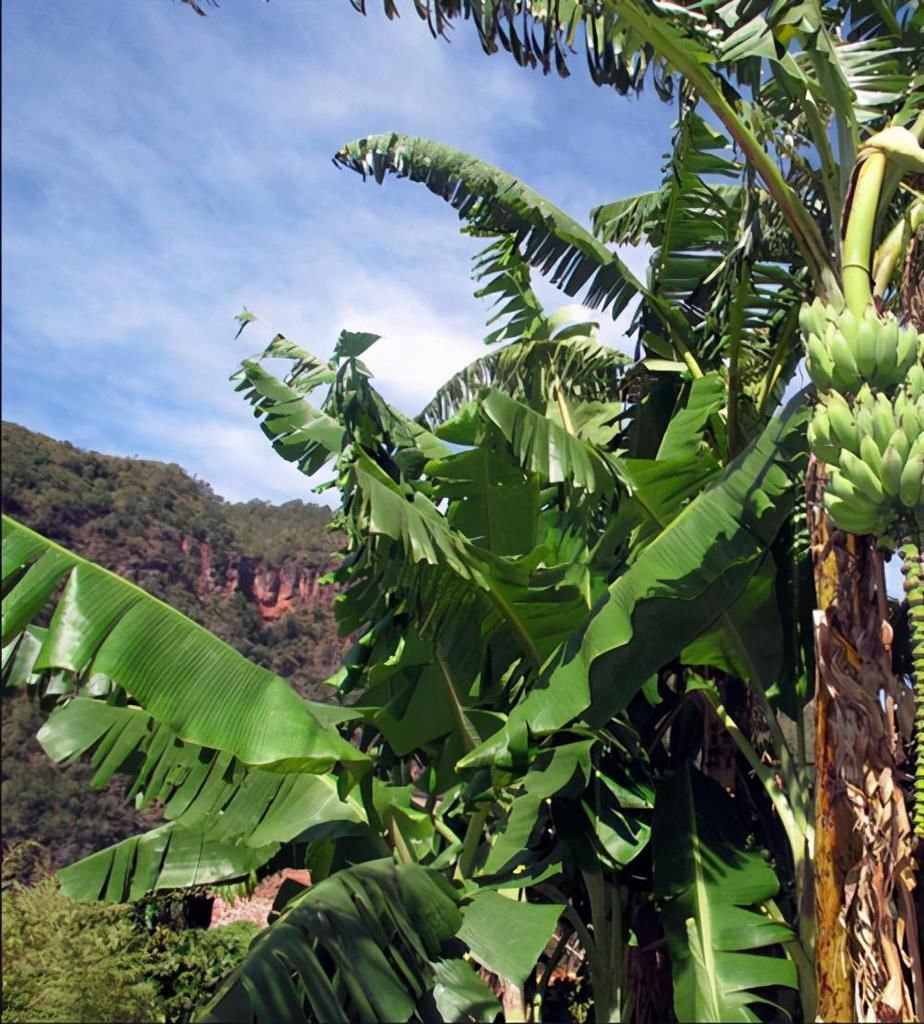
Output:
[{"xmin": 1, "ymin": 421, "xmax": 345, "ymax": 871}]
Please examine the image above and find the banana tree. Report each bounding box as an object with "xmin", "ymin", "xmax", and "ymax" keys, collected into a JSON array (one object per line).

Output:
[
  {"xmin": 343, "ymin": 2, "xmax": 924, "ymax": 1019},
  {"xmin": 4, "ymin": 199, "xmax": 822, "ymax": 1022}
]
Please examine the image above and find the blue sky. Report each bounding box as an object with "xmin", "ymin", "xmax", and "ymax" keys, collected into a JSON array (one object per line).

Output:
[{"xmin": 1, "ymin": 0, "xmax": 673, "ymax": 504}]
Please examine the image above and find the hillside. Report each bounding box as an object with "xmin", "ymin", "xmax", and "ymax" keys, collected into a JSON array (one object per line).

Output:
[
  {"xmin": 1, "ymin": 420, "xmax": 348, "ymax": 872},
  {"xmin": 1, "ymin": 421, "xmax": 347, "ymax": 692}
]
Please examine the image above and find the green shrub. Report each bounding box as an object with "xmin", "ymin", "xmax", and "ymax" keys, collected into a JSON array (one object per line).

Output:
[
  {"xmin": 1, "ymin": 878, "xmax": 161, "ymax": 1023},
  {"xmin": 147, "ymin": 921, "xmax": 260, "ymax": 1023}
]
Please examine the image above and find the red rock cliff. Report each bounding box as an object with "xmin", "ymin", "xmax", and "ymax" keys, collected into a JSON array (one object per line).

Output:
[{"xmin": 190, "ymin": 540, "xmax": 336, "ymax": 621}]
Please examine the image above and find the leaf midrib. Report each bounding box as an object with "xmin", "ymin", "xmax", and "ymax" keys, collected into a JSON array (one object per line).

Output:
[{"xmin": 685, "ymin": 768, "xmax": 722, "ymax": 1019}]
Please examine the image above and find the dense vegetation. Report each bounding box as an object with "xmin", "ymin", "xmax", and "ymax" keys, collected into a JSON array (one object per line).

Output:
[
  {"xmin": 2, "ymin": 3, "xmax": 922, "ymax": 1023},
  {"xmin": 1, "ymin": 424, "xmax": 333, "ymax": 1021}
]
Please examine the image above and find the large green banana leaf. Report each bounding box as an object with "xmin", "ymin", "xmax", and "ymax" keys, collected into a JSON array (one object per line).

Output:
[
  {"xmin": 457, "ymin": 890, "xmax": 564, "ymax": 987},
  {"xmin": 348, "ymin": 0, "xmax": 674, "ymax": 98},
  {"xmin": 427, "ymin": 444, "xmax": 540, "ymax": 557},
  {"xmin": 480, "ymin": 739, "xmax": 595, "ymax": 877},
  {"xmin": 233, "ymin": 330, "xmax": 448, "ymax": 480},
  {"xmin": 350, "ymin": 455, "xmax": 589, "ymax": 670},
  {"xmin": 459, "ymin": 390, "xmax": 808, "ymax": 767},
  {"xmin": 473, "ymin": 233, "xmax": 547, "ymax": 347},
  {"xmin": 1, "ymin": 515, "xmax": 364, "ymax": 772},
  {"xmin": 548, "ymin": 389, "xmax": 807, "ymax": 730},
  {"xmin": 653, "ymin": 763, "xmax": 797, "ymax": 1022},
  {"xmin": 419, "ymin": 331, "xmax": 628, "ymax": 431},
  {"xmin": 479, "ymin": 388, "xmax": 616, "ymax": 497},
  {"xmin": 202, "ymin": 858, "xmax": 500, "ymax": 1024},
  {"xmin": 479, "ymin": 738, "xmax": 652, "ymax": 880}
]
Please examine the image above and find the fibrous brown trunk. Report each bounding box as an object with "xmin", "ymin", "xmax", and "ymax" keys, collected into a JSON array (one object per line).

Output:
[{"xmin": 808, "ymin": 459, "xmax": 921, "ymax": 1021}]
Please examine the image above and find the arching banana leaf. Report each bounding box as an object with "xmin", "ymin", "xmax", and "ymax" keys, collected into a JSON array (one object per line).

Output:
[
  {"xmin": 459, "ymin": 389, "xmax": 808, "ymax": 767},
  {"xmin": 1, "ymin": 515, "xmax": 364, "ymax": 772},
  {"xmin": 556, "ymin": 389, "xmax": 807, "ymax": 729},
  {"xmin": 334, "ymin": 132, "xmax": 648, "ymax": 324},
  {"xmin": 234, "ymin": 356, "xmax": 344, "ymax": 477},
  {"xmin": 348, "ymin": 0, "xmax": 677, "ymax": 96},
  {"xmin": 234, "ymin": 332, "xmax": 449, "ymax": 481},
  {"xmin": 345, "ymin": 462, "xmax": 591, "ymax": 709},
  {"xmin": 37, "ymin": 698, "xmax": 365, "ymax": 847},
  {"xmin": 477, "ymin": 388, "xmax": 617, "ymax": 497},
  {"xmin": 202, "ymin": 858, "xmax": 500, "ymax": 1024},
  {"xmin": 426, "ymin": 444, "xmax": 540, "ymax": 557},
  {"xmin": 471, "ymin": 232, "xmax": 546, "ymax": 347},
  {"xmin": 418, "ymin": 329, "xmax": 629, "ymax": 432}
]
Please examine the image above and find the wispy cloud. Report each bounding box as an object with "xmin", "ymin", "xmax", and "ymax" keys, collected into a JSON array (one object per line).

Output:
[{"xmin": 2, "ymin": 0, "xmax": 672, "ymax": 504}]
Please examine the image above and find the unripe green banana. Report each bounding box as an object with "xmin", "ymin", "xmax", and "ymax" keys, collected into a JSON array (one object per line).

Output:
[
  {"xmin": 872, "ymin": 316, "xmax": 899, "ymax": 387},
  {"xmin": 871, "ymin": 391, "xmax": 896, "ymax": 454},
  {"xmin": 807, "ymin": 407, "xmax": 841, "ymax": 464},
  {"xmin": 908, "ymin": 361, "xmax": 924, "ymax": 400},
  {"xmin": 839, "ymin": 448, "xmax": 886, "ymax": 504},
  {"xmin": 800, "ymin": 302, "xmax": 920, "ymax": 395},
  {"xmin": 826, "ymin": 469, "xmax": 862, "ymax": 505},
  {"xmin": 805, "ymin": 333, "xmax": 836, "ymax": 391},
  {"xmin": 881, "ymin": 444, "xmax": 905, "ymax": 498},
  {"xmin": 798, "ymin": 299, "xmax": 827, "ymax": 339},
  {"xmin": 854, "ymin": 404, "xmax": 875, "ymax": 443},
  {"xmin": 852, "ymin": 316, "xmax": 878, "ymax": 379},
  {"xmin": 899, "ymin": 453, "xmax": 923, "ymax": 510},
  {"xmin": 900, "ymin": 401, "xmax": 922, "ymax": 444},
  {"xmin": 825, "ymin": 391, "xmax": 859, "ymax": 453},
  {"xmin": 859, "ymin": 433, "xmax": 883, "ymax": 478},
  {"xmin": 823, "ymin": 492, "xmax": 883, "ymax": 535},
  {"xmin": 894, "ymin": 322, "xmax": 922, "ymax": 376},
  {"xmin": 803, "ymin": 294, "xmax": 923, "ymax": 542},
  {"xmin": 838, "ymin": 307, "xmax": 858, "ymax": 347},
  {"xmin": 829, "ymin": 329, "xmax": 860, "ymax": 391},
  {"xmin": 826, "ymin": 469, "xmax": 888, "ymax": 521},
  {"xmin": 888, "ymin": 427, "xmax": 910, "ymax": 463}
]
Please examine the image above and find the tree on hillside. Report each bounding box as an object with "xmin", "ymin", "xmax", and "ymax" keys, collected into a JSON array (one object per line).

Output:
[{"xmin": 3, "ymin": 2, "xmax": 922, "ymax": 1022}]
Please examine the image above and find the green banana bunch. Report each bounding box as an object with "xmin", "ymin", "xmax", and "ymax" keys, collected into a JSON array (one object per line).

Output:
[
  {"xmin": 809, "ymin": 384, "xmax": 924, "ymax": 534},
  {"xmin": 800, "ymin": 299, "xmax": 922, "ymax": 394}
]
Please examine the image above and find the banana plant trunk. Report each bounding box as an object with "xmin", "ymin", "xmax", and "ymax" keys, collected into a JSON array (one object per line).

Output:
[{"xmin": 808, "ymin": 459, "xmax": 921, "ymax": 1022}]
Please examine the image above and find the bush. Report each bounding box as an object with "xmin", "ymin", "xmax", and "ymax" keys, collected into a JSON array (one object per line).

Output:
[
  {"xmin": 1, "ymin": 857, "xmax": 259, "ymax": 1024},
  {"xmin": 147, "ymin": 921, "xmax": 260, "ymax": 1023},
  {"xmin": 1, "ymin": 878, "xmax": 161, "ymax": 1023}
]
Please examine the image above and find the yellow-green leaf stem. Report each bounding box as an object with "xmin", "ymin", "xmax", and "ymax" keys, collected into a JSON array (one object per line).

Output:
[
  {"xmin": 843, "ymin": 152, "xmax": 887, "ymax": 316},
  {"xmin": 873, "ymin": 198, "xmax": 924, "ymax": 298}
]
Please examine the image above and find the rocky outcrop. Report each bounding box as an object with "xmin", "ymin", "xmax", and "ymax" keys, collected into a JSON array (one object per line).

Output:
[
  {"xmin": 189, "ymin": 540, "xmax": 335, "ymax": 621},
  {"xmin": 246, "ymin": 562, "xmax": 329, "ymax": 621}
]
